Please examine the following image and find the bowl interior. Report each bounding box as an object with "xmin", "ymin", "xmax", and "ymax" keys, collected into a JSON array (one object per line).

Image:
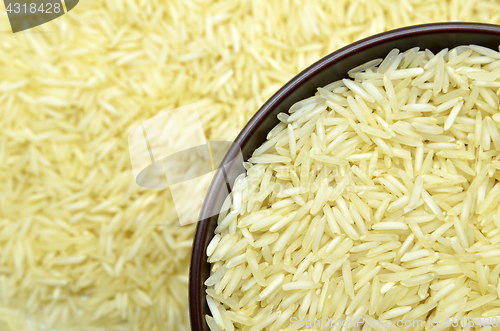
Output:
[{"xmin": 189, "ymin": 22, "xmax": 500, "ymax": 331}]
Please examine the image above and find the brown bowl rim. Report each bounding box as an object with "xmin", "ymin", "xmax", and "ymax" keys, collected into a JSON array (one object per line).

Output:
[{"xmin": 189, "ymin": 22, "xmax": 500, "ymax": 331}]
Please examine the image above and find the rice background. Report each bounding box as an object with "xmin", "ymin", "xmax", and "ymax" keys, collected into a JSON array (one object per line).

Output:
[{"xmin": 1, "ymin": 0, "xmax": 500, "ymax": 330}]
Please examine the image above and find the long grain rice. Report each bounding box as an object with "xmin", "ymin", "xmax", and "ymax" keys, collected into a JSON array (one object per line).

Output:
[{"xmin": 206, "ymin": 44, "xmax": 500, "ymax": 331}]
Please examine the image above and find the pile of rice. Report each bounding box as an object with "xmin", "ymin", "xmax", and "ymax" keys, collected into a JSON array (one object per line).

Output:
[
  {"xmin": 2, "ymin": 0, "xmax": 500, "ymax": 330},
  {"xmin": 206, "ymin": 45, "xmax": 500, "ymax": 331}
]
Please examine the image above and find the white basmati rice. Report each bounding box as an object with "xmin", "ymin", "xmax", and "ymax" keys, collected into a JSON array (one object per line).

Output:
[{"xmin": 206, "ymin": 44, "xmax": 500, "ymax": 331}]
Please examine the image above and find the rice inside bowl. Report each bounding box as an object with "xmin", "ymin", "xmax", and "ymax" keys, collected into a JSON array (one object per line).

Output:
[{"xmin": 205, "ymin": 44, "xmax": 500, "ymax": 331}]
